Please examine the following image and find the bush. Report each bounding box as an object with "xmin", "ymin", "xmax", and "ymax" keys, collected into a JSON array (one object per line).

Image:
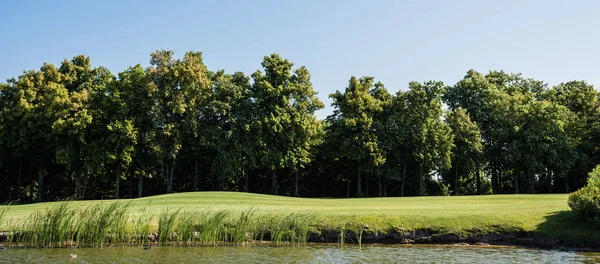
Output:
[
  {"xmin": 568, "ymin": 186, "xmax": 600, "ymax": 223},
  {"xmin": 568, "ymin": 164, "xmax": 600, "ymax": 223},
  {"xmin": 588, "ymin": 165, "xmax": 600, "ymax": 188}
]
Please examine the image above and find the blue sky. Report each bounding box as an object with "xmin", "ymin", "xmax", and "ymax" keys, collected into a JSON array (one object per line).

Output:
[{"xmin": 1, "ymin": 0, "xmax": 599, "ymax": 118}]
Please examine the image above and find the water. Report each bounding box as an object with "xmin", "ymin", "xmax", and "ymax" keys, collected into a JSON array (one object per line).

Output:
[{"xmin": 1, "ymin": 245, "xmax": 599, "ymax": 263}]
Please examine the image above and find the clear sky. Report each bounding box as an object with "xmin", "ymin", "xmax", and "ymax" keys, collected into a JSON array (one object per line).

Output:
[{"xmin": 1, "ymin": 0, "xmax": 599, "ymax": 118}]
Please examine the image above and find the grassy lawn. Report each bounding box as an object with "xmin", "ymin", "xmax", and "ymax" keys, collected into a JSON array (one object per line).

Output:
[{"xmin": 1, "ymin": 192, "xmax": 598, "ymax": 241}]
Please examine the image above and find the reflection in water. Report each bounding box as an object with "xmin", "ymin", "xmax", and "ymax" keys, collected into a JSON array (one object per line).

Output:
[{"xmin": 1, "ymin": 245, "xmax": 599, "ymax": 263}]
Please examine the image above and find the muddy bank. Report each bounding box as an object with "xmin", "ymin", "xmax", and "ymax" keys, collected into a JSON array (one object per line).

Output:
[
  {"xmin": 1, "ymin": 229, "xmax": 598, "ymax": 250},
  {"xmin": 308, "ymin": 229, "xmax": 600, "ymax": 250}
]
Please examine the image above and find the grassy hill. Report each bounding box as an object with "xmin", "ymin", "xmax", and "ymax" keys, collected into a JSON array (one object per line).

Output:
[{"xmin": 1, "ymin": 192, "xmax": 598, "ymax": 242}]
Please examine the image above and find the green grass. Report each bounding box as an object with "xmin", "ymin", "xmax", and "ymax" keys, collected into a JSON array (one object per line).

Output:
[{"xmin": 1, "ymin": 192, "xmax": 599, "ymax": 245}]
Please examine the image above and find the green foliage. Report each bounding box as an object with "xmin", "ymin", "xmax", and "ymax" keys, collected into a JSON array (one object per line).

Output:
[
  {"xmin": 568, "ymin": 165, "xmax": 600, "ymax": 223},
  {"xmin": 74, "ymin": 202, "xmax": 130, "ymax": 247},
  {"xmin": 588, "ymin": 165, "xmax": 600, "ymax": 188},
  {"xmin": 264, "ymin": 213, "xmax": 315, "ymax": 245},
  {"xmin": 19, "ymin": 202, "xmax": 73, "ymax": 247},
  {"xmin": 568, "ymin": 186, "xmax": 600, "ymax": 223},
  {"xmin": 1, "ymin": 52, "xmax": 600, "ymax": 201}
]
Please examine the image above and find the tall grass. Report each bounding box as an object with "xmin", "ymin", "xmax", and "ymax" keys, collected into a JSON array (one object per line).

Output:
[
  {"xmin": 9, "ymin": 203, "xmax": 320, "ymax": 248},
  {"xmin": 264, "ymin": 213, "xmax": 315, "ymax": 246},
  {"xmin": 0, "ymin": 205, "xmax": 8, "ymax": 229},
  {"xmin": 157, "ymin": 208, "xmax": 180, "ymax": 245},
  {"xmin": 74, "ymin": 202, "xmax": 131, "ymax": 247},
  {"xmin": 18, "ymin": 202, "xmax": 74, "ymax": 248},
  {"xmin": 129, "ymin": 207, "xmax": 154, "ymax": 245}
]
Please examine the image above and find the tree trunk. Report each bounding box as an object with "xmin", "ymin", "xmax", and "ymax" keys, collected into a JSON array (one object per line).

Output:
[
  {"xmin": 529, "ymin": 171, "xmax": 536, "ymax": 194},
  {"xmin": 128, "ymin": 173, "xmax": 133, "ymax": 198},
  {"xmin": 476, "ymin": 164, "xmax": 481, "ymax": 195},
  {"xmin": 491, "ymin": 162, "xmax": 497, "ymax": 194},
  {"xmin": 166, "ymin": 160, "xmax": 175, "ymax": 193},
  {"xmin": 401, "ymin": 164, "xmax": 407, "ymax": 197},
  {"xmin": 498, "ymin": 165, "xmax": 503, "ymax": 194},
  {"xmin": 346, "ymin": 181, "xmax": 350, "ymax": 198},
  {"xmin": 194, "ymin": 160, "xmax": 198, "ymax": 192},
  {"xmin": 565, "ymin": 172, "xmax": 569, "ymax": 193},
  {"xmin": 30, "ymin": 179, "xmax": 34, "ymax": 203},
  {"xmin": 165, "ymin": 162, "xmax": 170, "ymax": 193},
  {"xmin": 294, "ymin": 170, "xmax": 299, "ymax": 197},
  {"xmin": 271, "ymin": 169, "xmax": 277, "ymax": 195},
  {"xmin": 515, "ymin": 171, "xmax": 519, "ymax": 194},
  {"xmin": 37, "ymin": 166, "xmax": 44, "ymax": 202},
  {"xmin": 138, "ymin": 172, "xmax": 143, "ymax": 198},
  {"xmin": 365, "ymin": 174, "xmax": 369, "ymax": 197},
  {"xmin": 115, "ymin": 168, "xmax": 121, "ymax": 199},
  {"xmin": 547, "ymin": 168, "xmax": 552, "ymax": 193},
  {"xmin": 454, "ymin": 163, "xmax": 459, "ymax": 196},
  {"xmin": 357, "ymin": 170, "xmax": 362, "ymax": 197},
  {"xmin": 67, "ymin": 170, "xmax": 72, "ymax": 198},
  {"xmin": 17, "ymin": 162, "xmax": 22, "ymax": 201},
  {"xmin": 378, "ymin": 175, "xmax": 382, "ymax": 197},
  {"xmin": 169, "ymin": 160, "xmax": 175, "ymax": 193},
  {"xmin": 419, "ymin": 163, "xmax": 424, "ymax": 196},
  {"xmin": 383, "ymin": 176, "xmax": 387, "ymax": 197},
  {"xmin": 220, "ymin": 172, "xmax": 225, "ymax": 191},
  {"xmin": 244, "ymin": 170, "xmax": 248, "ymax": 192}
]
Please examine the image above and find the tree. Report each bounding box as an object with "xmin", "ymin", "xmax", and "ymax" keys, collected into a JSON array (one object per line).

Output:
[
  {"xmin": 54, "ymin": 55, "xmax": 113, "ymax": 199},
  {"xmin": 250, "ymin": 54, "xmax": 323, "ymax": 195},
  {"xmin": 147, "ymin": 50, "xmax": 211, "ymax": 193},
  {"xmin": 543, "ymin": 81, "xmax": 600, "ymax": 192},
  {"xmin": 445, "ymin": 108, "xmax": 483, "ymax": 195},
  {"xmin": 198, "ymin": 70, "xmax": 249, "ymax": 190},
  {"xmin": 329, "ymin": 76, "xmax": 384, "ymax": 197},
  {"xmin": 404, "ymin": 81, "xmax": 452, "ymax": 196},
  {"xmin": 5, "ymin": 64, "xmax": 74, "ymax": 201}
]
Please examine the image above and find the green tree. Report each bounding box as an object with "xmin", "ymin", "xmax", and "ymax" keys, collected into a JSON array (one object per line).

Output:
[
  {"xmin": 404, "ymin": 81, "xmax": 452, "ymax": 196},
  {"xmin": 329, "ymin": 76, "xmax": 384, "ymax": 197},
  {"xmin": 250, "ymin": 54, "xmax": 323, "ymax": 195},
  {"xmin": 445, "ymin": 108, "xmax": 483, "ymax": 195},
  {"xmin": 5, "ymin": 64, "xmax": 74, "ymax": 201},
  {"xmin": 147, "ymin": 50, "xmax": 211, "ymax": 193}
]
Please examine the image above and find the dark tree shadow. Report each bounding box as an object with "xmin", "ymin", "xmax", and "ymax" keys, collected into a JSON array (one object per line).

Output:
[{"xmin": 536, "ymin": 210, "xmax": 600, "ymax": 247}]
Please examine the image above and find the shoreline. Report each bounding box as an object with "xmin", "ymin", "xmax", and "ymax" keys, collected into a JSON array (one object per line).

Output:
[
  {"xmin": 2, "ymin": 229, "xmax": 599, "ymax": 251},
  {"xmin": 307, "ymin": 229, "xmax": 600, "ymax": 251}
]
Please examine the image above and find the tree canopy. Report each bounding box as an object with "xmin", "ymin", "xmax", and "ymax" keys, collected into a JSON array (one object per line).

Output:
[{"xmin": 0, "ymin": 53, "xmax": 598, "ymax": 202}]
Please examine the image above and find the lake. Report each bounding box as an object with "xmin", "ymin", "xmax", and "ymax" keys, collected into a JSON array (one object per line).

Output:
[{"xmin": 1, "ymin": 245, "xmax": 599, "ymax": 263}]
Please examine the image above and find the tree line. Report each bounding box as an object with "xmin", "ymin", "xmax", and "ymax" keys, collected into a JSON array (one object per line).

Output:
[{"xmin": 0, "ymin": 50, "xmax": 598, "ymax": 202}]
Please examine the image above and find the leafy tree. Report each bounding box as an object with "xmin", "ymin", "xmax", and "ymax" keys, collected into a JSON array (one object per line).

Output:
[
  {"xmin": 329, "ymin": 76, "xmax": 384, "ymax": 197},
  {"xmin": 445, "ymin": 108, "xmax": 483, "ymax": 195},
  {"xmin": 5, "ymin": 64, "xmax": 73, "ymax": 201},
  {"xmin": 404, "ymin": 81, "xmax": 452, "ymax": 196},
  {"xmin": 250, "ymin": 54, "xmax": 323, "ymax": 195},
  {"xmin": 146, "ymin": 50, "xmax": 211, "ymax": 193}
]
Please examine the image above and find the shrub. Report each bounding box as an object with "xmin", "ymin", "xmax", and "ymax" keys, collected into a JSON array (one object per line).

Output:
[
  {"xmin": 568, "ymin": 186, "xmax": 600, "ymax": 223},
  {"xmin": 568, "ymin": 165, "xmax": 600, "ymax": 224},
  {"xmin": 587, "ymin": 165, "xmax": 600, "ymax": 188}
]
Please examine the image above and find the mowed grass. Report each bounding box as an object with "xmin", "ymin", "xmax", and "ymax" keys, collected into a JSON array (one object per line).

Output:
[{"xmin": 1, "ymin": 192, "xmax": 598, "ymax": 241}]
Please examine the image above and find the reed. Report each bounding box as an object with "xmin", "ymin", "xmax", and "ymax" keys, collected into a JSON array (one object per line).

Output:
[
  {"xmin": 74, "ymin": 202, "xmax": 131, "ymax": 247},
  {"xmin": 7, "ymin": 202, "xmax": 329, "ymax": 248},
  {"xmin": 230, "ymin": 208, "xmax": 257, "ymax": 245},
  {"xmin": 173, "ymin": 210, "xmax": 201, "ymax": 245},
  {"xmin": 130, "ymin": 207, "xmax": 154, "ymax": 246},
  {"xmin": 266, "ymin": 213, "xmax": 315, "ymax": 246},
  {"xmin": 18, "ymin": 202, "xmax": 74, "ymax": 248},
  {"xmin": 0, "ymin": 205, "xmax": 8, "ymax": 229},
  {"xmin": 157, "ymin": 208, "xmax": 180, "ymax": 245},
  {"xmin": 195, "ymin": 210, "xmax": 230, "ymax": 245}
]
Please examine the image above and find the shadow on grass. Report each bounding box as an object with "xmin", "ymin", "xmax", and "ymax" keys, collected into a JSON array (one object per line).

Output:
[{"xmin": 536, "ymin": 210, "xmax": 600, "ymax": 243}]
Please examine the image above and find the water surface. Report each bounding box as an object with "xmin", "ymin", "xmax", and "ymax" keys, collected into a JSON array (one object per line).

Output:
[{"xmin": 1, "ymin": 245, "xmax": 599, "ymax": 263}]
